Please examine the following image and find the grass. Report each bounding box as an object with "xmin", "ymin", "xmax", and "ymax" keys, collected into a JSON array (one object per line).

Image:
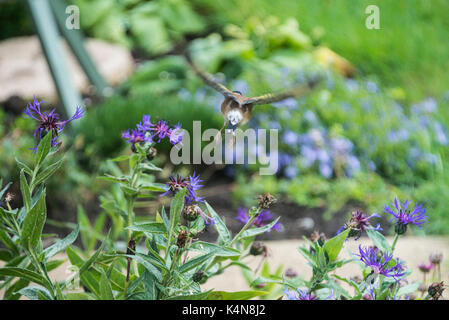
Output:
[{"xmin": 192, "ymin": 0, "xmax": 449, "ymax": 102}]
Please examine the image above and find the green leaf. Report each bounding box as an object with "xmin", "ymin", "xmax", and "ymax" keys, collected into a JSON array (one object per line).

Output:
[
  {"xmin": 65, "ymin": 292, "xmax": 96, "ymax": 300},
  {"xmin": 205, "ymin": 201, "xmax": 231, "ymax": 244},
  {"xmin": 33, "ymin": 158, "xmax": 64, "ymax": 186},
  {"xmin": 42, "ymin": 224, "xmax": 80, "ymax": 262},
  {"xmin": 20, "ymin": 169, "xmax": 31, "ymax": 212},
  {"xmin": 77, "ymin": 205, "xmax": 91, "ymax": 251},
  {"xmin": 138, "ymin": 162, "xmax": 162, "ymax": 172},
  {"xmin": 323, "ymin": 228, "xmax": 350, "ymax": 262},
  {"xmin": 397, "ymin": 282, "xmax": 420, "ymax": 297},
  {"xmin": 206, "ymin": 290, "xmax": 268, "ymax": 300},
  {"xmin": 189, "ymin": 242, "xmax": 240, "ymax": 257},
  {"xmin": 100, "ymin": 270, "xmax": 114, "ymax": 300},
  {"xmin": 127, "ymin": 222, "xmax": 166, "ymax": 234},
  {"xmin": 0, "ymin": 267, "xmax": 47, "ymax": 287},
  {"xmin": 165, "ymin": 290, "xmax": 213, "ymax": 300},
  {"xmin": 179, "ymin": 252, "xmax": 214, "ymax": 273},
  {"xmin": 143, "ymin": 269, "xmax": 157, "ymax": 300},
  {"xmin": 239, "ymin": 217, "xmax": 280, "ymax": 240},
  {"xmin": 16, "ymin": 286, "xmax": 52, "ymax": 300},
  {"xmin": 21, "ymin": 189, "xmax": 47, "ymax": 250},
  {"xmin": 35, "ymin": 132, "xmax": 52, "ymax": 166},
  {"xmin": 366, "ymin": 229, "xmax": 391, "ymax": 252},
  {"xmin": 109, "ymin": 155, "xmax": 130, "ymax": 162},
  {"xmin": 15, "ymin": 158, "xmax": 33, "ymax": 176}
]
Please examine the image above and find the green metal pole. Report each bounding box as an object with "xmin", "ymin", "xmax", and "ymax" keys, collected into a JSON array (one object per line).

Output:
[
  {"xmin": 26, "ymin": 0, "xmax": 83, "ymax": 121},
  {"xmin": 49, "ymin": 0, "xmax": 112, "ymax": 97}
]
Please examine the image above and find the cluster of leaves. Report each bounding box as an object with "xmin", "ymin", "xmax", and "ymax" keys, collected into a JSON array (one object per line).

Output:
[
  {"xmin": 0, "ymin": 130, "xmax": 279, "ymax": 300},
  {"xmin": 74, "ymin": 0, "xmax": 206, "ymax": 55}
]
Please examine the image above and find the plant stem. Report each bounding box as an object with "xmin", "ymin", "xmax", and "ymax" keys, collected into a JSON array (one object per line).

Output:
[
  {"xmin": 229, "ymin": 207, "xmax": 261, "ymax": 246},
  {"xmin": 390, "ymin": 233, "xmax": 399, "ymax": 253}
]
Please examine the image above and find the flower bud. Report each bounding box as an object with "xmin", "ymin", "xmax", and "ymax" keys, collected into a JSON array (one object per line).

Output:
[
  {"xmin": 192, "ymin": 270, "xmax": 207, "ymax": 283},
  {"xmin": 394, "ymin": 222, "xmax": 407, "ymax": 235},
  {"xmin": 250, "ymin": 242, "xmax": 266, "ymax": 256},
  {"xmin": 284, "ymin": 268, "xmax": 298, "ymax": 278},
  {"xmin": 183, "ymin": 204, "xmax": 200, "ymax": 222}
]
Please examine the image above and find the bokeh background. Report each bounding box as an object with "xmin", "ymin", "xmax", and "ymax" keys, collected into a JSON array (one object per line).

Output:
[{"xmin": 1, "ymin": 0, "xmax": 449, "ymax": 241}]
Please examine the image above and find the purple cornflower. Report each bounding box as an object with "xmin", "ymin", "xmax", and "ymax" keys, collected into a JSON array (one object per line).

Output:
[
  {"xmin": 136, "ymin": 115, "xmax": 154, "ymax": 132},
  {"xmin": 151, "ymin": 120, "xmax": 172, "ymax": 142},
  {"xmin": 282, "ymin": 288, "xmax": 318, "ymax": 300},
  {"xmin": 384, "ymin": 199, "xmax": 427, "ymax": 235},
  {"xmin": 122, "ymin": 129, "xmax": 152, "ymax": 146},
  {"xmin": 235, "ymin": 208, "xmax": 282, "ymax": 232},
  {"xmin": 336, "ymin": 210, "xmax": 382, "ymax": 240},
  {"xmin": 162, "ymin": 172, "xmax": 204, "ymax": 205},
  {"xmin": 24, "ymin": 96, "xmax": 84, "ymax": 152},
  {"xmin": 169, "ymin": 123, "xmax": 184, "ymax": 146},
  {"xmin": 357, "ymin": 245, "xmax": 406, "ymax": 282}
]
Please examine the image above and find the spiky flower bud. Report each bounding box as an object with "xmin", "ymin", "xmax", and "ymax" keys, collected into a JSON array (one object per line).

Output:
[
  {"xmin": 309, "ymin": 230, "xmax": 327, "ymax": 246},
  {"xmin": 428, "ymin": 281, "xmax": 445, "ymax": 300},
  {"xmin": 250, "ymin": 242, "xmax": 266, "ymax": 256},
  {"xmin": 257, "ymin": 193, "xmax": 277, "ymax": 209},
  {"xmin": 183, "ymin": 204, "xmax": 200, "ymax": 222}
]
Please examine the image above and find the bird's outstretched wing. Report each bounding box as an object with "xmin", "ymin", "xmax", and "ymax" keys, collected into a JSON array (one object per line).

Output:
[
  {"xmin": 184, "ymin": 53, "xmax": 236, "ymax": 100},
  {"xmin": 243, "ymin": 77, "xmax": 322, "ymax": 106}
]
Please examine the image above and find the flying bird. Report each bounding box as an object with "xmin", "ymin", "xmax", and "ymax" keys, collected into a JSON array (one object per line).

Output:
[{"xmin": 184, "ymin": 53, "xmax": 322, "ymax": 134}]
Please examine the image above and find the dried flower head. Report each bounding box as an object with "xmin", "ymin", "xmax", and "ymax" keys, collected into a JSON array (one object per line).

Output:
[
  {"xmin": 429, "ymin": 252, "xmax": 443, "ymax": 265},
  {"xmin": 309, "ymin": 230, "xmax": 327, "ymax": 245},
  {"xmin": 176, "ymin": 229, "xmax": 189, "ymax": 249},
  {"xmin": 192, "ymin": 270, "xmax": 206, "ymax": 283},
  {"xmin": 428, "ymin": 281, "xmax": 445, "ymax": 300},
  {"xmin": 257, "ymin": 193, "xmax": 277, "ymax": 209}
]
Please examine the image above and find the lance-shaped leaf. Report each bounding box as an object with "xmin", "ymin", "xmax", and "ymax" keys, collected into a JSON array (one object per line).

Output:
[
  {"xmin": 323, "ymin": 228, "xmax": 350, "ymax": 262},
  {"xmin": 205, "ymin": 202, "xmax": 231, "ymax": 244},
  {"xmin": 42, "ymin": 224, "xmax": 80, "ymax": 262},
  {"xmin": 21, "ymin": 189, "xmax": 47, "ymax": 251},
  {"xmin": 167, "ymin": 188, "xmax": 186, "ymax": 249},
  {"xmin": 238, "ymin": 217, "xmax": 280, "ymax": 240},
  {"xmin": 35, "ymin": 132, "xmax": 52, "ymax": 166}
]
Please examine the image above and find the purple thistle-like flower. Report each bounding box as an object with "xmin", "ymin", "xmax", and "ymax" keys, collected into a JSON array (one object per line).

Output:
[
  {"xmin": 384, "ymin": 199, "xmax": 427, "ymax": 234},
  {"xmin": 122, "ymin": 129, "xmax": 152, "ymax": 146},
  {"xmin": 282, "ymin": 288, "xmax": 318, "ymax": 300},
  {"xmin": 151, "ymin": 120, "xmax": 172, "ymax": 142},
  {"xmin": 169, "ymin": 123, "xmax": 184, "ymax": 146},
  {"xmin": 357, "ymin": 245, "xmax": 406, "ymax": 282},
  {"xmin": 235, "ymin": 208, "xmax": 282, "ymax": 232},
  {"xmin": 162, "ymin": 172, "xmax": 204, "ymax": 206},
  {"xmin": 336, "ymin": 210, "xmax": 382, "ymax": 240},
  {"xmin": 25, "ymin": 96, "xmax": 84, "ymax": 152},
  {"xmin": 136, "ymin": 115, "xmax": 154, "ymax": 132}
]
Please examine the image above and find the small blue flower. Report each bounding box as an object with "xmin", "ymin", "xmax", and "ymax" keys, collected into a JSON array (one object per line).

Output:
[
  {"xmin": 24, "ymin": 96, "xmax": 84, "ymax": 152},
  {"xmin": 282, "ymin": 288, "xmax": 318, "ymax": 300},
  {"xmin": 384, "ymin": 199, "xmax": 427, "ymax": 234},
  {"xmin": 357, "ymin": 245, "xmax": 405, "ymax": 281}
]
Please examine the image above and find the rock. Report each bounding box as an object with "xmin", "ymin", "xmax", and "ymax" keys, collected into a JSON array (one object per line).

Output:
[{"xmin": 0, "ymin": 36, "xmax": 134, "ymax": 103}]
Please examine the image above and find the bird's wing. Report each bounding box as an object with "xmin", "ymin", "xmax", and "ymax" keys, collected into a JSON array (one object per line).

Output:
[
  {"xmin": 184, "ymin": 53, "xmax": 236, "ymax": 100},
  {"xmin": 243, "ymin": 77, "xmax": 322, "ymax": 106}
]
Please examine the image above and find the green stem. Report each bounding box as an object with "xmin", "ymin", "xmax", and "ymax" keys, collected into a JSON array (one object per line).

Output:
[
  {"xmin": 229, "ymin": 207, "xmax": 261, "ymax": 246},
  {"xmin": 391, "ymin": 233, "xmax": 399, "ymax": 253}
]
